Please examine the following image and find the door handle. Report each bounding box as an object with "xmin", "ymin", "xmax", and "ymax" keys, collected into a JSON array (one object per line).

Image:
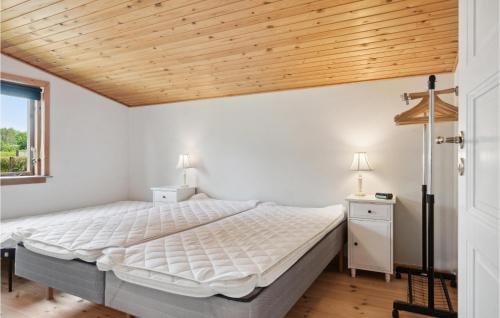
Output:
[
  {"xmin": 458, "ymin": 158, "xmax": 464, "ymax": 176},
  {"xmin": 436, "ymin": 131, "xmax": 464, "ymax": 149}
]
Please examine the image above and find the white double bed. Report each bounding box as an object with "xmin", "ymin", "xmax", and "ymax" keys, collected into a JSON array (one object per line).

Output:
[
  {"xmin": 1, "ymin": 200, "xmax": 154, "ymax": 249},
  {"xmin": 0, "ymin": 200, "xmax": 154, "ymax": 292},
  {"xmin": 98, "ymin": 203, "xmax": 345, "ymax": 298},
  {"xmin": 12, "ymin": 195, "xmax": 347, "ymax": 318},
  {"xmin": 11, "ymin": 194, "xmax": 258, "ymax": 303},
  {"xmin": 13, "ymin": 195, "xmax": 258, "ymax": 262}
]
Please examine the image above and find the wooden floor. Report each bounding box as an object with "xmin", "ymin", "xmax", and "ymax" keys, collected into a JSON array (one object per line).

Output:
[{"xmin": 1, "ymin": 265, "xmax": 456, "ymax": 318}]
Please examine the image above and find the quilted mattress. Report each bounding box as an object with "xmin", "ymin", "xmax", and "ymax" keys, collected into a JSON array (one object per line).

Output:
[
  {"xmin": 1, "ymin": 201, "xmax": 153, "ymax": 249},
  {"xmin": 13, "ymin": 197, "xmax": 258, "ymax": 262},
  {"xmin": 97, "ymin": 203, "xmax": 346, "ymax": 298}
]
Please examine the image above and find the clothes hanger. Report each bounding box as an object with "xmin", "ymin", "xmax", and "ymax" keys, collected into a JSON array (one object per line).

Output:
[{"xmin": 394, "ymin": 87, "xmax": 458, "ymax": 125}]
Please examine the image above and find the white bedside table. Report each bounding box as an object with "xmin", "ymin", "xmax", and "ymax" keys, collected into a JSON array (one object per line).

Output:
[
  {"xmin": 346, "ymin": 194, "xmax": 396, "ymax": 282},
  {"xmin": 151, "ymin": 186, "xmax": 196, "ymax": 206}
]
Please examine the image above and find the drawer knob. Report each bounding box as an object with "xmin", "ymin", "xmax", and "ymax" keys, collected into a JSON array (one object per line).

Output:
[
  {"xmin": 162, "ymin": 196, "xmax": 166, "ymax": 199},
  {"xmin": 368, "ymin": 210, "xmax": 372, "ymax": 213},
  {"xmin": 354, "ymin": 242, "xmax": 358, "ymax": 246}
]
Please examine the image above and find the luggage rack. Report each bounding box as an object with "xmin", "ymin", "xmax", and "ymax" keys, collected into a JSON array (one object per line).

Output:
[{"xmin": 392, "ymin": 75, "xmax": 457, "ymax": 318}]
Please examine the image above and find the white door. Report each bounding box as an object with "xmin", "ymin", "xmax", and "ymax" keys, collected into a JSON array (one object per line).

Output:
[
  {"xmin": 349, "ymin": 219, "xmax": 391, "ymax": 273},
  {"xmin": 458, "ymin": 0, "xmax": 499, "ymax": 317}
]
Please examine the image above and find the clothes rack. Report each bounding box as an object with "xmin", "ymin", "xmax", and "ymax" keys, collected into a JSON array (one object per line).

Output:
[{"xmin": 392, "ymin": 75, "xmax": 457, "ymax": 318}]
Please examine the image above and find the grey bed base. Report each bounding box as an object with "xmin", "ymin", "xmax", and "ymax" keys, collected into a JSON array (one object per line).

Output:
[
  {"xmin": 105, "ymin": 221, "xmax": 346, "ymax": 318},
  {"xmin": 14, "ymin": 221, "xmax": 345, "ymax": 317},
  {"xmin": 15, "ymin": 245, "xmax": 105, "ymax": 304}
]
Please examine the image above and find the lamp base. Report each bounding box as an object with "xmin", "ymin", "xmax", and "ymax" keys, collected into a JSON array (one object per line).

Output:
[
  {"xmin": 181, "ymin": 169, "xmax": 188, "ymax": 187},
  {"xmin": 356, "ymin": 173, "xmax": 365, "ymax": 196}
]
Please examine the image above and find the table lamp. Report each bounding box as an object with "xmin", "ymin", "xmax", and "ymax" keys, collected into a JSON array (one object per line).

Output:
[
  {"xmin": 350, "ymin": 152, "xmax": 372, "ymax": 196},
  {"xmin": 176, "ymin": 154, "xmax": 193, "ymax": 187}
]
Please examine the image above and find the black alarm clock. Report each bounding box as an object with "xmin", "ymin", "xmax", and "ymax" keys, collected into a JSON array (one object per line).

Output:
[{"xmin": 375, "ymin": 192, "xmax": 393, "ymax": 200}]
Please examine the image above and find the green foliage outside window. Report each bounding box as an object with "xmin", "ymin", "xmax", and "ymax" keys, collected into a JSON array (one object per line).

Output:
[
  {"xmin": 0, "ymin": 128, "xmax": 28, "ymax": 174},
  {"xmin": 0, "ymin": 157, "xmax": 27, "ymax": 173}
]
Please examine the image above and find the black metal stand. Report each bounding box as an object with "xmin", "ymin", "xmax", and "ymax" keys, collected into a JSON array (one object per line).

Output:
[
  {"xmin": 393, "ymin": 191, "xmax": 457, "ymax": 318},
  {"xmin": 1, "ymin": 248, "xmax": 16, "ymax": 292},
  {"xmin": 392, "ymin": 76, "xmax": 457, "ymax": 318},
  {"xmin": 422, "ymin": 184, "xmax": 427, "ymax": 273}
]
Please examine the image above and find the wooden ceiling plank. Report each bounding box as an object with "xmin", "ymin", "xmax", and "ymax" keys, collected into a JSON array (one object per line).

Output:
[
  {"xmin": 159, "ymin": 8, "xmax": 457, "ymax": 67},
  {"xmin": 50, "ymin": 22, "xmax": 457, "ymax": 83},
  {"xmin": 163, "ymin": 13, "xmax": 456, "ymax": 75},
  {"xmin": 133, "ymin": 11, "xmax": 455, "ymax": 77},
  {"xmin": 73, "ymin": 19, "xmax": 457, "ymax": 83},
  {"xmin": 82, "ymin": 45, "xmax": 458, "ymax": 90},
  {"xmin": 99, "ymin": 57, "xmax": 457, "ymax": 95},
  {"xmin": 40, "ymin": 0, "xmax": 401, "ymax": 60},
  {"xmin": 1, "ymin": 0, "xmax": 206, "ymax": 50},
  {"xmin": 149, "ymin": 0, "xmax": 454, "ymax": 62},
  {"xmin": 1, "ymin": 0, "xmax": 128, "ymax": 36},
  {"xmin": 175, "ymin": 12, "xmax": 451, "ymax": 66},
  {"xmin": 53, "ymin": 34, "xmax": 458, "ymax": 90},
  {"xmin": 0, "ymin": 0, "xmax": 63, "ymax": 22},
  {"xmin": 32, "ymin": 1, "xmax": 457, "ymax": 74},
  {"xmin": 69, "ymin": 16, "xmax": 454, "ymax": 79},
  {"xmin": 67, "ymin": 18, "xmax": 458, "ymax": 85},
  {"xmin": 173, "ymin": 5, "xmax": 457, "ymax": 65},
  {"xmin": 124, "ymin": 65, "xmax": 455, "ymax": 100},
  {"xmin": 33, "ymin": 0, "xmax": 453, "ymax": 71},
  {"xmin": 82, "ymin": 49, "xmax": 458, "ymax": 90},
  {"xmin": 221, "ymin": 39, "xmax": 456, "ymax": 74},
  {"xmin": 123, "ymin": 67, "xmax": 455, "ymax": 105},
  {"xmin": 7, "ymin": 0, "xmax": 347, "ymax": 63},
  {"xmin": 96, "ymin": 60, "xmax": 457, "ymax": 98},
  {"xmin": 78, "ymin": 36, "xmax": 457, "ymax": 86},
  {"xmin": 0, "ymin": 0, "xmax": 96, "ymax": 34},
  {"xmin": 1, "ymin": 0, "xmax": 241, "ymax": 61},
  {"xmin": 0, "ymin": 0, "xmax": 30, "ymax": 11},
  {"xmin": 3, "ymin": 0, "xmax": 264, "ymax": 53},
  {"xmin": 89, "ymin": 59, "xmax": 458, "ymax": 100},
  {"xmin": 0, "ymin": 0, "xmax": 205, "ymax": 43},
  {"xmin": 1, "ymin": 0, "xmax": 459, "ymax": 105},
  {"xmin": 3, "ymin": 0, "xmax": 258, "ymax": 60}
]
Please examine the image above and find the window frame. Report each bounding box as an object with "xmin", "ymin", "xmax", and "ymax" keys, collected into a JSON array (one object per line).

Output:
[{"xmin": 0, "ymin": 72, "xmax": 50, "ymax": 186}]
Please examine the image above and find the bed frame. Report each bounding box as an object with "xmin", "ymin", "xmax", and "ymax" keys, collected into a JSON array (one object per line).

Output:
[
  {"xmin": 15, "ymin": 221, "xmax": 345, "ymax": 317},
  {"xmin": 15, "ymin": 245, "xmax": 105, "ymax": 304},
  {"xmin": 105, "ymin": 221, "xmax": 346, "ymax": 318},
  {"xmin": 1, "ymin": 248, "xmax": 15, "ymax": 292}
]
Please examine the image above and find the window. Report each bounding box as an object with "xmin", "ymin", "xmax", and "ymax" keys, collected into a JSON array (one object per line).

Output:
[{"xmin": 0, "ymin": 73, "xmax": 50, "ymax": 185}]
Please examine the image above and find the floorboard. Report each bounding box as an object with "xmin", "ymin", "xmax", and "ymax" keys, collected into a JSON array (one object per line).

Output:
[{"xmin": 1, "ymin": 265, "xmax": 457, "ymax": 317}]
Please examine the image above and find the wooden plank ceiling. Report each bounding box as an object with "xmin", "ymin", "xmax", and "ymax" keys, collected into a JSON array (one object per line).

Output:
[{"xmin": 0, "ymin": 0, "xmax": 458, "ymax": 106}]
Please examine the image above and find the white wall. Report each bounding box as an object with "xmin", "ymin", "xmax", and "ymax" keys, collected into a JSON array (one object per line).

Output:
[
  {"xmin": 0, "ymin": 54, "xmax": 129, "ymax": 219},
  {"xmin": 128, "ymin": 74, "xmax": 458, "ymax": 270}
]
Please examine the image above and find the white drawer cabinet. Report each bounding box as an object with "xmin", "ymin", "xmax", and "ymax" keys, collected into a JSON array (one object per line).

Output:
[
  {"xmin": 151, "ymin": 186, "xmax": 196, "ymax": 206},
  {"xmin": 350, "ymin": 202, "xmax": 391, "ymax": 220},
  {"xmin": 346, "ymin": 194, "xmax": 396, "ymax": 282}
]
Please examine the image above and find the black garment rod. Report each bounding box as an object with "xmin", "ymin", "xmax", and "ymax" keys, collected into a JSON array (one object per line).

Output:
[{"xmin": 422, "ymin": 184, "xmax": 427, "ymax": 272}]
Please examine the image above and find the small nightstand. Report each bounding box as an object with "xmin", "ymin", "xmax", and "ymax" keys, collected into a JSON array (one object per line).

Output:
[
  {"xmin": 151, "ymin": 186, "xmax": 196, "ymax": 206},
  {"xmin": 346, "ymin": 194, "xmax": 396, "ymax": 282}
]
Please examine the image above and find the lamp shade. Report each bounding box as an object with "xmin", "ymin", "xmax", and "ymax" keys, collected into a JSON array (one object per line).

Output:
[
  {"xmin": 350, "ymin": 152, "xmax": 372, "ymax": 171},
  {"xmin": 176, "ymin": 154, "xmax": 193, "ymax": 169}
]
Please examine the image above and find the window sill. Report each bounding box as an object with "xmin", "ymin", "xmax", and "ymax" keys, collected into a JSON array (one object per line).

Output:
[{"xmin": 0, "ymin": 176, "xmax": 47, "ymax": 186}]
